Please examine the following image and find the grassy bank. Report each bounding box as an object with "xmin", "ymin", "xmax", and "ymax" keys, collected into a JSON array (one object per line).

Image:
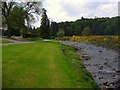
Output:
[{"xmin": 60, "ymin": 43, "xmax": 98, "ymax": 88}]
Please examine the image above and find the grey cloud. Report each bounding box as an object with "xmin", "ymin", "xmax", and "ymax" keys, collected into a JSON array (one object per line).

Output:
[
  {"xmin": 118, "ymin": 1, "xmax": 120, "ymax": 16},
  {"xmin": 84, "ymin": 2, "xmax": 110, "ymax": 9},
  {"xmin": 60, "ymin": 2, "xmax": 113, "ymax": 18},
  {"xmin": 61, "ymin": 4, "xmax": 80, "ymax": 17}
]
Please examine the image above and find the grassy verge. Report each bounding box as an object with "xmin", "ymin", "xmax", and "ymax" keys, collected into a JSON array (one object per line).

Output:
[
  {"xmin": 1, "ymin": 40, "xmax": 13, "ymax": 44},
  {"xmin": 60, "ymin": 43, "xmax": 98, "ymax": 88},
  {"xmin": 3, "ymin": 41, "xmax": 98, "ymax": 88},
  {"xmin": 0, "ymin": 44, "xmax": 1, "ymax": 88}
]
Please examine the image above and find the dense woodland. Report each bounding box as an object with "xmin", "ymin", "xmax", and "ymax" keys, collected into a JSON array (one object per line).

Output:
[
  {"xmin": 49, "ymin": 16, "xmax": 120, "ymax": 38},
  {"xmin": 3, "ymin": 16, "xmax": 120, "ymax": 38}
]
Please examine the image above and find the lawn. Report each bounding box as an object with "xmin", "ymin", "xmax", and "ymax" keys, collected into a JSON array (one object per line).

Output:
[
  {"xmin": 2, "ymin": 41, "xmax": 98, "ymax": 88},
  {"xmin": 1, "ymin": 40, "xmax": 13, "ymax": 44},
  {"xmin": 0, "ymin": 45, "xmax": 1, "ymax": 88}
]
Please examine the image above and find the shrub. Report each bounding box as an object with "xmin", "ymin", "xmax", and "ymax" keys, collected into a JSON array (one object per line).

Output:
[
  {"xmin": 57, "ymin": 29, "xmax": 65, "ymax": 38},
  {"xmin": 81, "ymin": 26, "xmax": 92, "ymax": 36}
]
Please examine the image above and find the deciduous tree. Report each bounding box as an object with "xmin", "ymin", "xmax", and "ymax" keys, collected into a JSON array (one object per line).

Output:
[{"xmin": 1, "ymin": 0, "xmax": 43, "ymax": 37}]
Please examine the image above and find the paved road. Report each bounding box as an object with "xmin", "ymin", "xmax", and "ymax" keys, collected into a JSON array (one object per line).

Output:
[{"xmin": 61, "ymin": 41, "xmax": 119, "ymax": 89}]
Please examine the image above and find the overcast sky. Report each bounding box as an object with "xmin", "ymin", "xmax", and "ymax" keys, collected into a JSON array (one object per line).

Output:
[{"xmin": 32, "ymin": 0, "xmax": 119, "ymax": 27}]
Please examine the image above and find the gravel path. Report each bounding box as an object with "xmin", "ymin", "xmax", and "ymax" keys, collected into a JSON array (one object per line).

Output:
[{"xmin": 61, "ymin": 41, "xmax": 119, "ymax": 89}]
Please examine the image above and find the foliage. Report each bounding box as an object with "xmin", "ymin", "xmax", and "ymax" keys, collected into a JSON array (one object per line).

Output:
[
  {"xmin": 62, "ymin": 36, "xmax": 120, "ymax": 49},
  {"xmin": 50, "ymin": 21, "xmax": 58, "ymax": 38},
  {"xmin": 57, "ymin": 29, "xmax": 65, "ymax": 38},
  {"xmin": 20, "ymin": 26, "xmax": 28, "ymax": 38},
  {"xmin": 81, "ymin": 26, "xmax": 92, "ymax": 36},
  {"xmin": 24, "ymin": 37, "xmax": 43, "ymax": 41},
  {"xmin": 1, "ymin": 1, "xmax": 43, "ymax": 37},
  {"xmin": 8, "ymin": 6, "xmax": 29, "ymax": 36},
  {"xmin": 50, "ymin": 16, "xmax": 120, "ymax": 36}
]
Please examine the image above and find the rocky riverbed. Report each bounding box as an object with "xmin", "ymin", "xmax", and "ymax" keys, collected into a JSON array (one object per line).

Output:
[{"xmin": 61, "ymin": 41, "xmax": 120, "ymax": 89}]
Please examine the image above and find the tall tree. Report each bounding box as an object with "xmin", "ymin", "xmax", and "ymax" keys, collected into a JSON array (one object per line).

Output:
[
  {"xmin": 1, "ymin": 0, "xmax": 43, "ymax": 37},
  {"xmin": 2, "ymin": 1, "xmax": 15, "ymax": 37},
  {"xmin": 40, "ymin": 8, "xmax": 50, "ymax": 39}
]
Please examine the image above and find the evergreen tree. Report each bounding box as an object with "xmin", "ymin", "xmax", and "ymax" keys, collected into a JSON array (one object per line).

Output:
[{"xmin": 40, "ymin": 8, "xmax": 50, "ymax": 39}]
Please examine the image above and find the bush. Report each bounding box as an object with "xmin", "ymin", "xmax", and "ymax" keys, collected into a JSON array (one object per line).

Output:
[
  {"xmin": 81, "ymin": 26, "xmax": 92, "ymax": 36},
  {"xmin": 57, "ymin": 29, "xmax": 65, "ymax": 38}
]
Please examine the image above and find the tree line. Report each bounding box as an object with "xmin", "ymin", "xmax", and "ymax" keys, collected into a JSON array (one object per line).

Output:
[
  {"xmin": 37, "ymin": 16, "xmax": 120, "ymax": 39},
  {"xmin": 50, "ymin": 16, "xmax": 120, "ymax": 38}
]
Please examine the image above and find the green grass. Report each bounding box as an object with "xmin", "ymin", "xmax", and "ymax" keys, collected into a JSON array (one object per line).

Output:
[
  {"xmin": 1, "ymin": 40, "xmax": 13, "ymax": 44},
  {"xmin": 2, "ymin": 41, "xmax": 98, "ymax": 88},
  {"xmin": 61, "ymin": 44, "xmax": 98, "ymax": 87},
  {"xmin": 0, "ymin": 45, "xmax": 2, "ymax": 88}
]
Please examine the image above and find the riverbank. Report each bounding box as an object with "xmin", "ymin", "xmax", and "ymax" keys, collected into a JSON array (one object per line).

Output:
[{"xmin": 61, "ymin": 41, "xmax": 119, "ymax": 89}]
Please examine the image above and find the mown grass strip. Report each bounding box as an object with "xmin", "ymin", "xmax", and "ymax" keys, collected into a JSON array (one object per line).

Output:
[{"xmin": 3, "ymin": 41, "xmax": 98, "ymax": 88}]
